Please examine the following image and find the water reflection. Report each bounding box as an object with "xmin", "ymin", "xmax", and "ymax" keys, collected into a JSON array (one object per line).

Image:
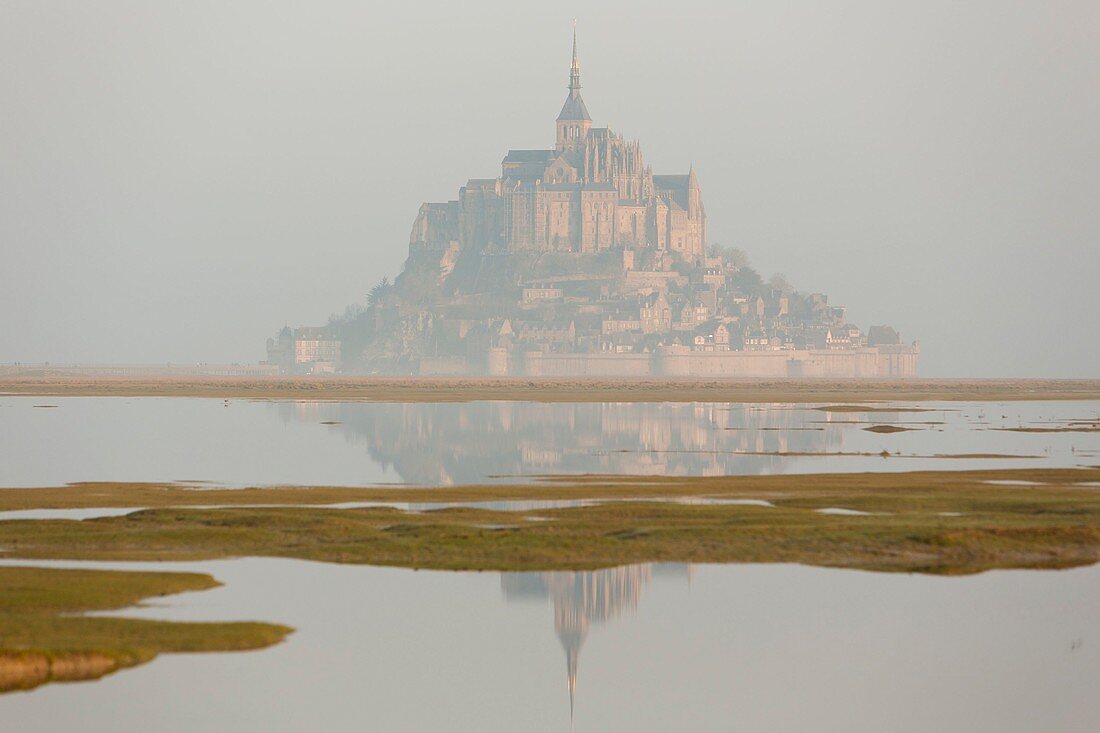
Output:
[
  {"xmin": 279, "ymin": 401, "xmax": 845, "ymax": 484},
  {"xmin": 2, "ymin": 556, "xmax": 1098, "ymax": 732},
  {"xmin": 502, "ymin": 564, "xmax": 692, "ymax": 726},
  {"xmin": 2, "ymin": 396, "xmax": 1092, "ymax": 488}
]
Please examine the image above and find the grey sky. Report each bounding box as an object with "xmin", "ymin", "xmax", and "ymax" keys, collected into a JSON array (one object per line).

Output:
[{"xmin": 1, "ymin": 1, "xmax": 1097, "ymax": 376}]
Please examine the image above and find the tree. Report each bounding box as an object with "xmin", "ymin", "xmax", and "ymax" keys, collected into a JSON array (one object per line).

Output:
[
  {"xmin": 707, "ymin": 244, "xmax": 751, "ymax": 269},
  {"xmin": 367, "ymin": 277, "xmax": 392, "ymax": 307},
  {"xmin": 768, "ymin": 272, "xmax": 794, "ymax": 295},
  {"xmin": 729, "ymin": 266, "xmax": 765, "ymax": 295}
]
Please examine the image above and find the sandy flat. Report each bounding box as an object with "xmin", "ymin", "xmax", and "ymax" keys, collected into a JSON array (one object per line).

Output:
[{"xmin": 1, "ymin": 375, "xmax": 1099, "ymax": 402}]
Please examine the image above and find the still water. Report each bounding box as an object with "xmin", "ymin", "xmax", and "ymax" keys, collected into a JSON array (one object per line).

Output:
[
  {"xmin": 0, "ymin": 396, "xmax": 1097, "ymax": 487},
  {"xmin": 2, "ymin": 396, "xmax": 1099, "ymax": 730},
  {"xmin": 1, "ymin": 557, "xmax": 1097, "ymax": 732}
]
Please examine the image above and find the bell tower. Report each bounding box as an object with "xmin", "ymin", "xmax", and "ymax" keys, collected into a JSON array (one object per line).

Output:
[{"xmin": 556, "ymin": 22, "xmax": 592, "ymax": 152}]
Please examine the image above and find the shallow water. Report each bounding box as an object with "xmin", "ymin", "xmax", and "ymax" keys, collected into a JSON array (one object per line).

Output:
[
  {"xmin": 0, "ymin": 557, "xmax": 1097, "ymax": 733},
  {"xmin": 0, "ymin": 496, "xmax": 780, "ymax": 522},
  {"xmin": 0, "ymin": 397, "xmax": 1097, "ymax": 487},
  {"xmin": 3, "ymin": 396, "xmax": 1097, "ymax": 729}
]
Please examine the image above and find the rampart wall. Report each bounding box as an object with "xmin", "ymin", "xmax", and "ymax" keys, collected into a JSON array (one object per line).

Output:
[{"xmin": 422, "ymin": 345, "xmax": 919, "ymax": 377}]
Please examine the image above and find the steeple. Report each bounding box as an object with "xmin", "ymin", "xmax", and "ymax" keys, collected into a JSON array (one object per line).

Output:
[
  {"xmin": 556, "ymin": 21, "xmax": 592, "ymax": 150},
  {"xmin": 569, "ymin": 19, "xmax": 581, "ymax": 91}
]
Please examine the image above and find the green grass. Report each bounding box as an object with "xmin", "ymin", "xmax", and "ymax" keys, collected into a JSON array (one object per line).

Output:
[
  {"xmin": 2, "ymin": 468, "xmax": 1098, "ymax": 574},
  {"xmin": 0, "ymin": 566, "xmax": 291, "ymax": 693},
  {"xmin": 2, "ymin": 467, "xmax": 1098, "ymax": 694}
]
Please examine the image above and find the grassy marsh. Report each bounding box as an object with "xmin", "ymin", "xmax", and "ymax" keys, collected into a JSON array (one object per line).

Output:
[
  {"xmin": 2, "ymin": 467, "xmax": 1099, "ymax": 695},
  {"xmin": 0, "ymin": 566, "xmax": 291, "ymax": 693},
  {"xmin": 1, "ymin": 468, "xmax": 1098, "ymax": 575}
]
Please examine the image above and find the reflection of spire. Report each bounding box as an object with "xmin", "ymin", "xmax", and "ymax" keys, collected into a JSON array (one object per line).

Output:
[
  {"xmin": 502, "ymin": 564, "xmax": 665, "ymax": 730},
  {"xmin": 556, "ymin": 594, "xmax": 589, "ymax": 729},
  {"xmin": 566, "ymin": 633, "xmax": 579, "ymax": 729}
]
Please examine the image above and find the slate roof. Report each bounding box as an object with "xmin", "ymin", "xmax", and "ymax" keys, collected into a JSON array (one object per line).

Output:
[
  {"xmin": 653, "ymin": 174, "xmax": 691, "ymax": 189},
  {"xmin": 503, "ymin": 149, "xmax": 556, "ymax": 164},
  {"xmin": 557, "ymin": 90, "xmax": 591, "ymax": 121},
  {"xmin": 867, "ymin": 325, "xmax": 901, "ymax": 346}
]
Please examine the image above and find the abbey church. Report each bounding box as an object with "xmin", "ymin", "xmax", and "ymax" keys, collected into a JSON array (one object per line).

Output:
[
  {"xmin": 269, "ymin": 28, "xmax": 918, "ymax": 378},
  {"xmin": 409, "ymin": 28, "xmax": 706, "ymax": 259}
]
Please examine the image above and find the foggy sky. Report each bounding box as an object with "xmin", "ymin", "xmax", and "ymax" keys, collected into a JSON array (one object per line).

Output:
[{"xmin": 1, "ymin": 1, "xmax": 1097, "ymax": 377}]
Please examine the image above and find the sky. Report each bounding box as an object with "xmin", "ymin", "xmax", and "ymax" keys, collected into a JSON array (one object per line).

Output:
[{"xmin": 1, "ymin": 0, "xmax": 1097, "ymax": 377}]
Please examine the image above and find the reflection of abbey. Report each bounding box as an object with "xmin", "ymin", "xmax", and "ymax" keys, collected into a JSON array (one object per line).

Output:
[
  {"xmin": 267, "ymin": 28, "xmax": 918, "ymax": 377},
  {"xmin": 501, "ymin": 563, "xmax": 693, "ymax": 727},
  {"xmin": 288, "ymin": 401, "xmax": 846, "ymax": 486}
]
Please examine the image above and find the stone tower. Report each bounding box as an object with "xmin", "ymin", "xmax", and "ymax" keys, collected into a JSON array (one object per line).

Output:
[
  {"xmin": 409, "ymin": 24, "xmax": 708, "ymax": 262},
  {"xmin": 556, "ymin": 23, "xmax": 592, "ymax": 152}
]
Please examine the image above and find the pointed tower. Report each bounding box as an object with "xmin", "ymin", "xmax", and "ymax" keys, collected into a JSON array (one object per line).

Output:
[
  {"xmin": 687, "ymin": 165, "xmax": 702, "ymax": 218},
  {"xmin": 556, "ymin": 21, "xmax": 592, "ymax": 152},
  {"xmin": 687, "ymin": 164, "xmax": 706, "ymax": 258}
]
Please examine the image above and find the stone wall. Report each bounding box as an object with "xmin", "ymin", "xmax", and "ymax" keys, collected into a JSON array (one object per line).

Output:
[
  {"xmin": 418, "ymin": 356, "xmax": 470, "ymax": 375},
  {"xmin": 520, "ymin": 351, "xmax": 652, "ymax": 377},
  {"xmin": 874, "ymin": 344, "xmax": 922, "ymax": 377},
  {"xmin": 655, "ymin": 347, "xmax": 793, "ymax": 377},
  {"xmin": 784, "ymin": 349, "xmax": 882, "ymax": 378},
  {"xmin": 416, "ymin": 346, "xmax": 919, "ymax": 377}
]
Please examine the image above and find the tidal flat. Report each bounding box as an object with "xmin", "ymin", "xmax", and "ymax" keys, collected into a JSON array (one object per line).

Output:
[
  {"xmin": 1, "ymin": 392, "xmax": 1098, "ymax": 727},
  {"xmin": 3, "ymin": 375, "xmax": 1100, "ymax": 402}
]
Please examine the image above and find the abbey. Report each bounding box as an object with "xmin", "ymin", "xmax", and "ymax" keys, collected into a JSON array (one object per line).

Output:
[
  {"xmin": 268, "ymin": 29, "xmax": 918, "ymax": 378},
  {"xmin": 409, "ymin": 29, "xmax": 706, "ymax": 259}
]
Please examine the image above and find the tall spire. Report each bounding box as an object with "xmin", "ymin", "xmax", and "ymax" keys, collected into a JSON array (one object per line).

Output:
[
  {"xmin": 569, "ymin": 19, "xmax": 581, "ymax": 91},
  {"xmin": 556, "ymin": 19, "xmax": 591, "ymax": 147}
]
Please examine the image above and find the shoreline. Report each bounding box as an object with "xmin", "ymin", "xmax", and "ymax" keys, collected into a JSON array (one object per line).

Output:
[
  {"xmin": 2, "ymin": 376, "xmax": 1099, "ymax": 402},
  {"xmin": 1, "ymin": 466, "xmax": 1098, "ymax": 510},
  {"xmin": 0, "ymin": 567, "xmax": 290, "ymax": 694}
]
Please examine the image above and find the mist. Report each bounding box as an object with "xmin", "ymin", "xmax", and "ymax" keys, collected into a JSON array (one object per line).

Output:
[{"xmin": 1, "ymin": 0, "xmax": 1097, "ymax": 377}]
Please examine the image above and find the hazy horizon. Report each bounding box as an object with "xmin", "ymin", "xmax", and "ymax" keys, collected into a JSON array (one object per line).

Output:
[{"xmin": 2, "ymin": 1, "xmax": 1097, "ymax": 377}]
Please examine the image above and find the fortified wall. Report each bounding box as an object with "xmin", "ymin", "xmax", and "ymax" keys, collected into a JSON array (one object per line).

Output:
[{"xmin": 420, "ymin": 344, "xmax": 920, "ymax": 378}]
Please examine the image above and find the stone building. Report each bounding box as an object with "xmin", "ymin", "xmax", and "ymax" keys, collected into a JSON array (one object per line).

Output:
[
  {"xmin": 408, "ymin": 28, "xmax": 706, "ymax": 261},
  {"xmin": 266, "ymin": 326, "xmax": 341, "ymax": 374},
  {"xmin": 287, "ymin": 27, "xmax": 919, "ymax": 378}
]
